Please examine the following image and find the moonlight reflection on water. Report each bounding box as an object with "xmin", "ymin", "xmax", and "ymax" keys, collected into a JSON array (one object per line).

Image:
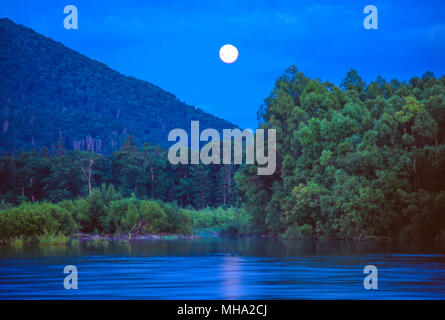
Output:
[{"xmin": 0, "ymin": 237, "xmax": 444, "ymax": 299}]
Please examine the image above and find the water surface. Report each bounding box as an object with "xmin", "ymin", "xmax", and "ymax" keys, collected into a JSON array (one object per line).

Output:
[{"xmin": 0, "ymin": 237, "xmax": 444, "ymax": 299}]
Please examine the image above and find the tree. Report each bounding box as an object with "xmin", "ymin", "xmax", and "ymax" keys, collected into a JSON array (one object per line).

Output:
[
  {"xmin": 190, "ymin": 165, "xmax": 212, "ymax": 209},
  {"xmin": 236, "ymin": 67, "xmax": 445, "ymax": 239},
  {"xmin": 112, "ymin": 135, "xmax": 145, "ymax": 197},
  {"xmin": 81, "ymin": 156, "xmax": 95, "ymax": 195}
]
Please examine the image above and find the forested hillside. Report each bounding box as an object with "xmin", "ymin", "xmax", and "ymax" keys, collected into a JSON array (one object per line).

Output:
[
  {"xmin": 236, "ymin": 66, "xmax": 445, "ymax": 240},
  {"xmin": 0, "ymin": 18, "xmax": 237, "ymax": 154}
]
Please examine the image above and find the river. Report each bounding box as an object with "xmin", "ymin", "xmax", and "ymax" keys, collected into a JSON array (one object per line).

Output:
[{"xmin": 0, "ymin": 237, "xmax": 444, "ymax": 299}]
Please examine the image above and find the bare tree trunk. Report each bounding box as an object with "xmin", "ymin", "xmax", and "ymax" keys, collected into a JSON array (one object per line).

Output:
[{"xmin": 81, "ymin": 158, "xmax": 94, "ymax": 195}]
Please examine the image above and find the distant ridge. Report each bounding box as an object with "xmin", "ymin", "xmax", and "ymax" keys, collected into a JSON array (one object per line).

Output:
[{"xmin": 0, "ymin": 18, "xmax": 238, "ymax": 154}]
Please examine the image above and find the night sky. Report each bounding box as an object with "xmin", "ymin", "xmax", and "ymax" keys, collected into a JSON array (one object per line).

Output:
[{"xmin": 1, "ymin": 0, "xmax": 444, "ymax": 129}]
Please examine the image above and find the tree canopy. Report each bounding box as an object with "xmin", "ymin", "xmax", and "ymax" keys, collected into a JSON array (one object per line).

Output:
[{"xmin": 236, "ymin": 66, "xmax": 445, "ymax": 240}]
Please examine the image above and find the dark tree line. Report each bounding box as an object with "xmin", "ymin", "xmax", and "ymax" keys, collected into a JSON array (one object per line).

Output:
[{"xmin": 0, "ymin": 135, "xmax": 239, "ymax": 209}]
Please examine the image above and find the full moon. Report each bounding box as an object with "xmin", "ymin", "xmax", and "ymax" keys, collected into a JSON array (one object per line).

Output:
[{"xmin": 219, "ymin": 44, "xmax": 239, "ymax": 64}]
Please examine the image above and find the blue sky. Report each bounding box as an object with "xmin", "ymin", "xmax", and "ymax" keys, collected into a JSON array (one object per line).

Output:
[{"xmin": 1, "ymin": 0, "xmax": 444, "ymax": 129}]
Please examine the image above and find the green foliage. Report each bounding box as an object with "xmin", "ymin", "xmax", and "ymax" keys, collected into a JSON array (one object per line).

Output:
[
  {"xmin": 140, "ymin": 201, "xmax": 170, "ymax": 233},
  {"xmin": 162, "ymin": 202, "xmax": 193, "ymax": 235},
  {"xmin": 283, "ymin": 224, "xmax": 313, "ymax": 239},
  {"xmin": 0, "ymin": 202, "xmax": 76, "ymax": 242},
  {"xmin": 237, "ymin": 66, "xmax": 445, "ymax": 240},
  {"xmin": 0, "ymin": 185, "xmax": 247, "ymax": 242},
  {"xmin": 106, "ymin": 198, "xmax": 140, "ymax": 234},
  {"xmin": 187, "ymin": 207, "xmax": 252, "ymax": 234},
  {"xmin": 0, "ymin": 140, "xmax": 239, "ymax": 210},
  {"xmin": 37, "ymin": 232, "xmax": 69, "ymax": 246}
]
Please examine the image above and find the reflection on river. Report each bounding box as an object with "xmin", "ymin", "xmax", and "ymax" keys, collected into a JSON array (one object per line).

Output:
[{"xmin": 0, "ymin": 237, "xmax": 444, "ymax": 299}]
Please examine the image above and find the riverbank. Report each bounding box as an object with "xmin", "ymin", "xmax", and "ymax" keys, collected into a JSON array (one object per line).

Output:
[
  {"xmin": 4, "ymin": 229, "xmax": 445, "ymax": 250},
  {"xmin": 2, "ymin": 186, "xmax": 444, "ymax": 245},
  {"xmin": 0, "ymin": 189, "xmax": 252, "ymax": 245}
]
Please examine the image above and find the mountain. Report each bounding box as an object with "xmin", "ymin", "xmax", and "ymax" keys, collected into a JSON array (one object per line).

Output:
[{"xmin": 0, "ymin": 18, "xmax": 238, "ymax": 155}]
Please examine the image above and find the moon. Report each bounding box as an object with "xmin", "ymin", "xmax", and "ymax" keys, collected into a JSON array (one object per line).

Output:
[{"xmin": 219, "ymin": 44, "xmax": 239, "ymax": 64}]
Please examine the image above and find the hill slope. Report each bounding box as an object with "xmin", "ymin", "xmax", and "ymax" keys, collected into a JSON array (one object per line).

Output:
[{"xmin": 0, "ymin": 18, "xmax": 237, "ymax": 154}]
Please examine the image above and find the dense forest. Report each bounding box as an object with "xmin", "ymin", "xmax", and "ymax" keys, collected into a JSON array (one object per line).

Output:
[
  {"xmin": 0, "ymin": 135, "xmax": 239, "ymax": 209},
  {"xmin": 1, "ymin": 67, "xmax": 444, "ymax": 242},
  {"xmin": 1, "ymin": 19, "xmax": 444, "ymax": 243},
  {"xmin": 0, "ymin": 18, "xmax": 237, "ymax": 154},
  {"xmin": 0, "ymin": 135, "xmax": 245, "ymax": 243},
  {"xmin": 235, "ymin": 66, "xmax": 445, "ymax": 240}
]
